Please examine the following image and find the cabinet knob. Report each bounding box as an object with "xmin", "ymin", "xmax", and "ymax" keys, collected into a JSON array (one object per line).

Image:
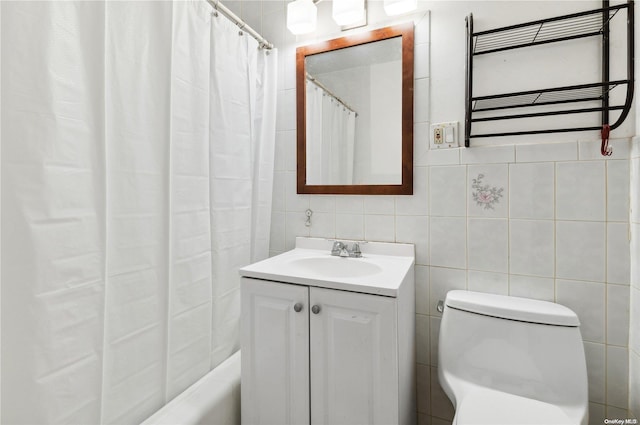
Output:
[
  {"xmin": 294, "ymin": 302, "xmax": 303, "ymax": 313},
  {"xmin": 311, "ymin": 305, "xmax": 321, "ymax": 314}
]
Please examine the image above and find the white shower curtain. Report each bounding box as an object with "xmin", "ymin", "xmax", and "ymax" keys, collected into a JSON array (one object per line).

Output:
[
  {"xmin": 305, "ymin": 80, "xmax": 356, "ymax": 185},
  {"xmin": 0, "ymin": 1, "xmax": 277, "ymax": 424}
]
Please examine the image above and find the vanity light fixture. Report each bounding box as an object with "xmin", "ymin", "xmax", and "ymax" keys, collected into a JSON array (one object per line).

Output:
[
  {"xmin": 287, "ymin": 0, "xmax": 318, "ymax": 35},
  {"xmin": 332, "ymin": 0, "xmax": 366, "ymax": 26},
  {"xmin": 383, "ymin": 0, "xmax": 417, "ymax": 16}
]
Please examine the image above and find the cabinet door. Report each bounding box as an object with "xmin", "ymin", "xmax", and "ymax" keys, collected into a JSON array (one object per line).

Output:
[
  {"xmin": 241, "ymin": 278, "xmax": 310, "ymax": 425},
  {"xmin": 309, "ymin": 287, "xmax": 398, "ymax": 425}
]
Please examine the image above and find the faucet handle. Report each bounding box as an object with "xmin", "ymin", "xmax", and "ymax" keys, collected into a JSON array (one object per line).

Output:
[
  {"xmin": 331, "ymin": 241, "xmax": 345, "ymax": 256},
  {"xmin": 351, "ymin": 242, "xmax": 362, "ymax": 258}
]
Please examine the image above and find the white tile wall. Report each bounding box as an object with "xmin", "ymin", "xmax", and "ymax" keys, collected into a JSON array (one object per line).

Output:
[
  {"xmin": 416, "ymin": 364, "xmax": 431, "ymax": 416},
  {"xmin": 630, "ymin": 140, "xmax": 640, "ymax": 420},
  {"xmin": 606, "ymin": 346, "xmax": 629, "ymax": 409},
  {"xmin": 396, "ymin": 215, "xmax": 429, "ymax": 265},
  {"xmin": 631, "ymin": 223, "xmax": 640, "ymax": 288},
  {"xmin": 234, "ymin": 0, "xmax": 639, "ymax": 422},
  {"xmin": 284, "ymin": 211, "xmax": 309, "ymax": 250},
  {"xmin": 467, "ymin": 270, "xmax": 508, "ymax": 295},
  {"xmin": 460, "ymin": 145, "xmax": 515, "ymax": 165},
  {"xmin": 631, "ymin": 157, "xmax": 640, "ymax": 224},
  {"xmin": 556, "ymin": 161, "xmax": 606, "ymax": 221},
  {"xmin": 428, "ymin": 148, "xmax": 460, "ymax": 166},
  {"xmin": 414, "ymin": 42, "xmax": 430, "ymax": 80},
  {"xmin": 515, "ymin": 141, "xmax": 577, "ymax": 162},
  {"xmin": 607, "ymin": 406, "xmax": 632, "ymax": 422},
  {"xmin": 270, "ymin": 211, "xmax": 286, "ymax": 252},
  {"xmin": 397, "ymin": 167, "xmax": 429, "ymax": 216},
  {"xmin": 429, "ymin": 166, "xmax": 466, "ymax": 217},
  {"xmin": 415, "ymin": 265, "xmax": 430, "ymax": 315},
  {"xmin": 607, "ymin": 284, "xmax": 630, "ymax": 347},
  {"xmin": 607, "ymin": 160, "xmax": 630, "ymax": 222},
  {"xmin": 429, "ymin": 267, "xmax": 466, "ymax": 316},
  {"xmin": 429, "ymin": 217, "xmax": 466, "ymax": 269},
  {"xmin": 630, "ymin": 350, "xmax": 640, "ymax": 419},
  {"xmin": 284, "ymin": 171, "xmax": 309, "ymax": 212},
  {"xmin": 579, "ymin": 139, "xmax": 631, "ymax": 161},
  {"xmin": 414, "ymin": 78, "xmax": 430, "ymax": 124},
  {"xmin": 430, "ymin": 367, "xmax": 454, "ymax": 420},
  {"xmin": 335, "ymin": 213, "xmax": 364, "ymax": 240},
  {"xmin": 590, "ymin": 402, "xmax": 606, "ymax": 425},
  {"xmin": 583, "ymin": 341, "xmax": 606, "ymax": 404},
  {"xmin": 310, "ymin": 195, "xmax": 335, "ymax": 213},
  {"xmin": 508, "ymin": 275, "xmax": 555, "ymax": 302},
  {"xmin": 335, "ymin": 195, "xmax": 364, "ymax": 214},
  {"xmin": 416, "ymin": 314, "xmax": 430, "ymax": 365},
  {"xmin": 606, "ymin": 222, "xmax": 631, "ymax": 285},
  {"xmin": 276, "ymin": 88, "xmax": 296, "ymax": 131},
  {"xmin": 509, "ymin": 162, "xmax": 554, "ymax": 219},
  {"xmin": 364, "ymin": 196, "xmax": 395, "ymax": 215},
  {"xmin": 509, "ymin": 219, "xmax": 555, "ymax": 277},
  {"xmin": 309, "ymin": 212, "xmax": 335, "ymax": 238},
  {"xmin": 556, "ymin": 221, "xmax": 606, "ymax": 282},
  {"xmin": 364, "ymin": 214, "xmax": 396, "ymax": 242},
  {"xmin": 429, "ymin": 316, "xmax": 441, "ymax": 367},
  {"xmin": 414, "ymin": 123, "xmax": 430, "ymax": 167},
  {"xmin": 556, "ymin": 280, "xmax": 606, "ymax": 343},
  {"xmin": 467, "ymin": 218, "xmax": 508, "ymax": 273},
  {"xmin": 632, "ymin": 287, "xmax": 640, "ymax": 363}
]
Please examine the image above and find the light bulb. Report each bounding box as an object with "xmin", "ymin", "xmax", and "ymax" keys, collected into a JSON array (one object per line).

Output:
[
  {"xmin": 383, "ymin": 0, "xmax": 417, "ymax": 16},
  {"xmin": 287, "ymin": 0, "xmax": 317, "ymax": 35},
  {"xmin": 332, "ymin": 0, "xmax": 365, "ymax": 26}
]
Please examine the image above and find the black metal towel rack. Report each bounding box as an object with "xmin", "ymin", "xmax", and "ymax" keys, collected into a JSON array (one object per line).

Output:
[{"xmin": 464, "ymin": 1, "xmax": 634, "ymax": 155}]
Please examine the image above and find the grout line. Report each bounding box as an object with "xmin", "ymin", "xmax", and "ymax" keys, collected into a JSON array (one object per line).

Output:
[
  {"xmin": 465, "ymin": 165, "xmax": 469, "ymax": 290},
  {"xmin": 553, "ymin": 160, "xmax": 558, "ymax": 303},
  {"xmin": 507, "ymin": 163, "xmax": 511, "ymax": 296}
]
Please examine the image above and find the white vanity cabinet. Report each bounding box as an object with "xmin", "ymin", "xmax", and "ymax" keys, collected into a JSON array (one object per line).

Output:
[
  {"xmin": 239, "ymin": 238, "xmax": 415, "ymax": 425},
  {"xmin": 240, "ymin": 278, "xmax": 310, "ymax": 425}
]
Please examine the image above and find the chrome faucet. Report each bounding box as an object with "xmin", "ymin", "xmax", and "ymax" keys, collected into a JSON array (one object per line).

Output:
[{"xmin": 330, "ymin": 241, "xmax": 363, "ymax": 258}]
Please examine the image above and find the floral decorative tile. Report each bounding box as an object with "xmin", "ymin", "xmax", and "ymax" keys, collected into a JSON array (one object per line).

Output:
[
  {"xmin": 467, "ymin": 164, "xmax": 508, "ymax": 218},
  {"xmin": 471, "ymin": 173, "xmax": 504, "ymax": 210}
]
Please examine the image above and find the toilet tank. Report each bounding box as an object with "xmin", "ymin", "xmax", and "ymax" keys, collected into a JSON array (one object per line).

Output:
[{"xmin": 438, "ymin": 290, "xmax": 588, "ymax": 410}]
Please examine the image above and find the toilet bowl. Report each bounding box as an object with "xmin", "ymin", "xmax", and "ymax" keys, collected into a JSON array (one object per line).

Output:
[{"xmin": 438, "ymin": 290, "xmax": 589, "ymax": 425}]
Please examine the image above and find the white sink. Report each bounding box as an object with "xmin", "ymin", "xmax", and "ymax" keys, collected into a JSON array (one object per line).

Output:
[
  {"xmin": 286, "ymin": 256, "xmax": 383, "ymax": 278},
  {"xmin": 239, "ymin": 237, "xmax": 415, "ymax": 297}
]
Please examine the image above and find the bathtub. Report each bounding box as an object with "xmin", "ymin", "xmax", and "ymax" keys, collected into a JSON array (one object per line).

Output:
[{"xmin": 141, "ymin": 351, "xmax": 241, "ymax": 425}]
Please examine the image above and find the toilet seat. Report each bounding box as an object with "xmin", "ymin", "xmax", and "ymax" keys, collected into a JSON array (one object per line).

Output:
[{"xmin": 454, "ymin": 389, "xmax": 577, "ymax": 425}]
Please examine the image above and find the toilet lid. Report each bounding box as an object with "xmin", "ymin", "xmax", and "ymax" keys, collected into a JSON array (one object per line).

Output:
[{"xmin": 454, "ymin": 390, "xmax": 578, "ymax": 425}]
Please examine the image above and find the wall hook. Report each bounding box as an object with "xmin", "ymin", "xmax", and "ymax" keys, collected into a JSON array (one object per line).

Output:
[
  {"xmin": 601, "ymin": 124, "xmax": 613, "ymax": 156},
  {"xmin": 305, "ymin": 209, "xmax": 313, "ymax": 227}
]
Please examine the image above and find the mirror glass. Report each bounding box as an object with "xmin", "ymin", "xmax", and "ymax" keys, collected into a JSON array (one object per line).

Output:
[
  {"xmin": 305, "ymin": 37, "xmax": 402, "ymax": 185},
  {"xmin": 296, "ymin": 24, "xmax": 414, "ymax": 195}
]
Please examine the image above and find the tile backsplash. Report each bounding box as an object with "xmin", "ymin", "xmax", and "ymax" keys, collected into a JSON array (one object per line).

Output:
[
  {"xmin": 271, "ymin": 141, "xmax": 634, "ymax": 424},
  {"xmin": 224, "ymin": 0, "xmax": 637, "ymax": 422}
]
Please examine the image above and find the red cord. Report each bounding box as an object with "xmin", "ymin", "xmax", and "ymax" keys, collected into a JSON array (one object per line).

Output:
[{"xmin": 601, "ymin": 124, "xmax": 612, "ymax": 157}]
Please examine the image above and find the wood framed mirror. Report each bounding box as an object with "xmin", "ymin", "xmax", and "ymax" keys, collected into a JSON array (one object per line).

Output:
[{"xmin": 296, "ymin": 23, "xmax": 414, "ymax": 195}]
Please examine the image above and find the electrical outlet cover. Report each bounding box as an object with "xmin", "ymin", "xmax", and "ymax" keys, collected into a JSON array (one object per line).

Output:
[{"xmin": 430, "ymin": 121, "xmax": 459, "ymax": 149}]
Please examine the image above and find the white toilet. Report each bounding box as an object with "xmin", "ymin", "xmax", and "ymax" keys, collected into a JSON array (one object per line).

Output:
[{"xmin": 438, "ymin": 290, "xmax": 589, "ymax": 425}]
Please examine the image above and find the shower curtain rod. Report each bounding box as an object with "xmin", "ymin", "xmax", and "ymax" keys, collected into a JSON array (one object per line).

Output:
[
  {"xmin": 205, "ymin": 0, "xmax": 274, "ymax": 50},
  {"xmin": 306, "ymin": 72, "xmax": 359, "ymax": 116}
]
